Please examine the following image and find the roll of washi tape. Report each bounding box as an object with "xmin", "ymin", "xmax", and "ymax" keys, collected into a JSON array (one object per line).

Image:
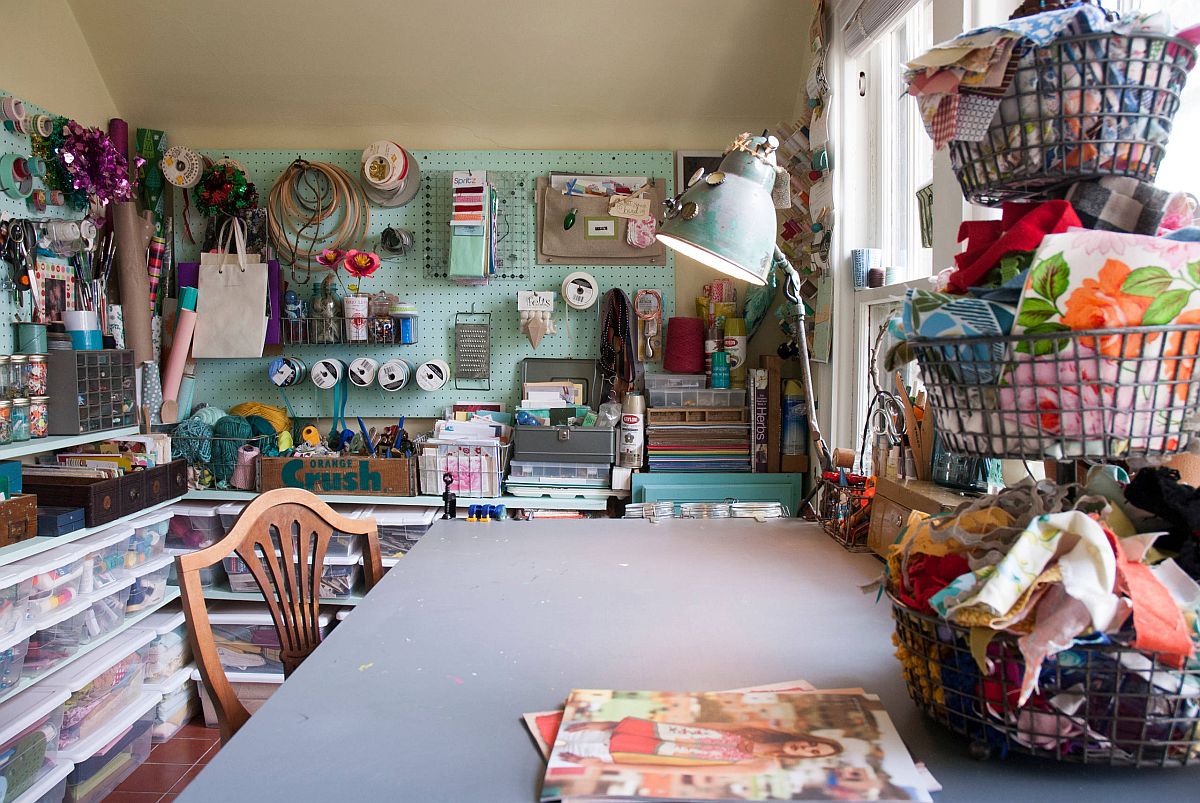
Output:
[
  {"xmin": 311, "ymin": 358, "xmax": 346, "ymax": 390},
  {"xmin": 160, "ymin": 146, "xmax": 205, "ymax": 188},
  {"xmin": 24, "ymin": 157, "xmax": 45, "ymax": 178},
  {"xmin": 377, "ymin": 358, "xmax": 411, "ymax": 391},
  {"xmin": 415, "ymin": 359, "xmax": 449, "ymax": 391},
  {"xmin": 349, "ymin": 357, "xmax": 379, "ymax": 387},
  {"xmin": 0, "ymin": 97, "xmax": 24, "ymax": 123},
  {"xmin": 33, "ymin": 115, "xmax": 52, "ymax": 137}
]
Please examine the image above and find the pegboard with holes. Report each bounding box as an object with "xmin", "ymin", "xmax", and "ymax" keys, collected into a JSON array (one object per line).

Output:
[
  {"xmin": 173, "ymin": 150, "xmax": 674, "ymax": 419},
  {"xmin": 0, "ymin": 91, "xmax": 87, "ymax": 354}
]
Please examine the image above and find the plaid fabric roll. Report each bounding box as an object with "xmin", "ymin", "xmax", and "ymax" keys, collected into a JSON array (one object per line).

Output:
[{"xmin": 1062, "ymin": 176, "xmax": 1169, "ymax": 235}]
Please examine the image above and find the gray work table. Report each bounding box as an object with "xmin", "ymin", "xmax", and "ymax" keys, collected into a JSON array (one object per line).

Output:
[{"xmin": 180, "ymin": 519, "xmax": 1199, "ymax": 802}]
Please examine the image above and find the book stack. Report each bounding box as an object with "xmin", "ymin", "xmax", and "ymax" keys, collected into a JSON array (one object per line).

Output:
[{"xmin": 646, "ymin": 423, "xmax": 751, "ymax": 472}]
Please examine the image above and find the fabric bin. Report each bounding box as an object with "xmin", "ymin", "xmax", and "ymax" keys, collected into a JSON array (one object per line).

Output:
[
  {"xmin": 48, "ymin": 628, "xmax": 153, "ymax": 753},
  {"xmin": 165, "ymin": 547, "xmax": 225, "ymax": 590},
  {"xmin": 139, "ymin": 610, "xmax": 191, "ymax": 685},
  {"xmin": 0, "ymin": 686, "xmax": 69, "ymax": 803},
  {"xmin": 73, "ymin": 526, "xmax": 134, "ymax": 596},
  {"xmin": 0, "ymin": 564, "xmax": 34, "ymax": 639},
  {"xmin": 59, "ymin": 691, "xmax": 157, "ymax": 803},
  {"xmin": 206, "ymin": 602, "xmax": 333, "ymax": 676},
  {"xmin": 164, "ymin": 502, "xmax": 223, "ymax": 550},
  {"xmin": 193, "ymin": 667, "xmax": 280, "ymax": 729},
  {"xmin": 0, "ymin": 624, "xmax": 34, "ymax": 693},
  {"xmin": 146, "ymin": 664, "xmax": 197, "ymax": 743},
  {"xmin": 124, "ymin": 511, "xmax": 170, "ymax": 570},
  {"xmin": 123, "ymin": 554, "xmax": 172, "ymax": 617},
  {"xmin": 78, "ymin": 578, "xmax": 134, "ymax": 645},
  {"xmin": 8, "ymin": 544, "xmax": 89, "ymax": 626},
  {"xmin": 11, "ymin": 759, "xmax": 73, "ymax": 803},
  {"xmin": 362, "ymin": 505, "xmax": 435, "ymax": 561},
  {"xmin": 24, "ymin": 600, "xmax": 89, "ymax": 679},
  {"xmin": 222, "ymin": 549, "xmax": 362, "ymax": 599}
]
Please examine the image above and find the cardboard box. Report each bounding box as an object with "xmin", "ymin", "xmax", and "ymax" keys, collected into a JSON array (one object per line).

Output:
[{"xmin": 259, "ymin": 456, "xmax": 414, "ymax": 497}]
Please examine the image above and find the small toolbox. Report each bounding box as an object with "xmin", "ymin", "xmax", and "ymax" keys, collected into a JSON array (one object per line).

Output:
[
  {"xmin": 0, "ymin": 494, "xmax": 38, "ymax": 547},
  {"xmin": 513, "ymin": 357, "xmax": 615, "ymax": 465},
  {"xmin": 36, "ymin": 505, "xmax": 87, "ymax": 537}
]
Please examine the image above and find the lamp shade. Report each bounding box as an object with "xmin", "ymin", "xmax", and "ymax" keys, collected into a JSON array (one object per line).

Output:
[{"xmin": 657, "ymin": 137, "xmax": 779, "ymax": 285}]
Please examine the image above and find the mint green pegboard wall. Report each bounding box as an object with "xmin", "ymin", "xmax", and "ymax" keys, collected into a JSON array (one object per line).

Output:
[{"xmin": 175, "ymin": 150, "xmax": 675, "ymax": 419}]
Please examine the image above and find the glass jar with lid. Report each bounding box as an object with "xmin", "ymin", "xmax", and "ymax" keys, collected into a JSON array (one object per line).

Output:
[
  {"xmin": 28, "ymin": 395, "xmax": 48, "ymax": 439},
  {"xmin": 27, "ymin": 355, "xmax": 47, "ymax": 396},
  {"xmin": 0, "ymin": 400, "xmax": 11, "ymax": 445},
  {"xmin": 0, "ymin": 356, "xmax": 10, "ymax": 400},
  {"xmin": 11, "ymin": 397, "xmax": 30, "ymax": 442},
  {"xmin": 7, "ymin": 356, "xmax": 25, "ymax": 398}
]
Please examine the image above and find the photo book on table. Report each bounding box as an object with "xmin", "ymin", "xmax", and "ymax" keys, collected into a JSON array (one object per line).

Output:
[{"xmin": 538, "ymin": 689, "xmax": 932, "ymax": 803}]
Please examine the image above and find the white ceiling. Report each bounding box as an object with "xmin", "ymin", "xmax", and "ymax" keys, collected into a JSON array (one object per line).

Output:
[{"xmin": 66, "ymin": 0, "xmax": 811, "ymax": 149}]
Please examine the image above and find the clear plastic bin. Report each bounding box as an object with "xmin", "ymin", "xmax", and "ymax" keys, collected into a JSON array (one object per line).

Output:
[
  {"xmin": 147, "ymin": 665, "xmax": 197, "ymax": 743},
  {"xmin": 644, "ymin": 373, "xmax": 706, "ymax": 390},
  {"xmin": 60, "ymin": 691, "xmax": 157, "ymax": 803},
  {"xmin": 217, "ymin": 501, "xmax": 246, "ymax": 533},
  {"xmin": 206, "ymin": 603, "xmax": 332, "ymax": 676},
  {"xmin": 9, "ymin": 544, "xmax": 89, "ymax": 626},
  {"xmin": 0, "ymin": 624, "xmax": 34, "ymax": 692},
  {"xmin": 24, "ymin": 600, "xmax": 89, "ymax": 678},
  {"xmin": 165, "ymin": 547, "xmax": 226, "ymax": 590},
  {"xmin": 140, "ymin": 610, "xmax": 191, "ymax": 685},
  {"xmin": 74, "ymin": 526, "xmax": 134, "ymax": 596},
  {"xmin": 0, "ymin": 563, "xmax": 34, "ymax": 639},
  {"xmin": 124, "ymin": 555, "xmax": 172, "ymax": 617},
  {"xmin": 13, "ymin": 759, "xmax": 74, "ymax": 803},
  {"xmin": 124, "ymin": 510, "xmax": 171, "ymax": 570},
  {"xmin": 51, "ymin": 628, "xmax": 153, "ymax": 752},
  {"xmin": 194, "ymin": 667, "xmax": 280, "ymax": 728},
  {"xmin": 363, "ymin": 505, "xmax": 437, "ymax": 560},
  {"xmin": 507, "ymin": 461, "xmax": 611, "ymax": 486},
  {"xmin": 0, "ymin": 686, "xmax": 69, "ymax": 803},
  {"xmin": 78, "ymin": 578, "xmax": 134, "ymax": 645},
  {"xmin": 648, "ymin": 387, "xmax": 746, "ymax": 408},
  {"xmin": 223, "ymin": 549, "xmax": 363, "ymax": 599},
  {"xmin": 165, "ymin": 502, "xmax": 224, "ymax": 550}
]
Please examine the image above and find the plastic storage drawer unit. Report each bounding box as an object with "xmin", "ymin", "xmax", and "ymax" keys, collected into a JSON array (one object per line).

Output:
[
  {"xmin": 165, "ymin": 502, "xmax": 224, "ymax": 550},
  {"xmin": 193, "ymin": 667, "xmax": 280, "ymax": 729},
  {"xmin": 78, "ymin": 577, "xmax": 134, "ymax": 645},
  {"xmin": 507, "ymin": 461, "xmax": 610, "ymax": 486},
  {"xmin": 139, "ymin": 610, "xmax": 191, "ymax": 685},
  {"xmin": 165, "ymin": 547, "xmax": 225, "ymax": 590},
  {"xmin": 8, "ymin": 544, "xmax": 89, "ymax": 626},
  {"xmin": 223, "ymin": 549, "xmax": 363, "ymax": 599},
  {"xmin": 216, "ymin": 501, "xmax": 246, "ymax": 533},
  {"xmin": 648, "ymin": 388, "xmax": 746, "ymax": 408},
  {"xmin": 146, "ymin": 664, "xmax": 198, "ymax": 743},
  {"xmin": 0, "ymin": 563, "xmax": 34, "ymax": 638},
  {"xmin": 124, "ymin": 510, "xmax": 171, "ymax": 570},
  {"xmin": 207, "ymin": 602, "xmax": 333, "ymax": 675},
  {"xmin": 0, "ymin": 686, "xmax": 70, "ymax": 803},
  {"xmin": 24, "ymin": 600, "xmax": 89, "ymax": 679},
  {"xmin": 73, "ymin": 526, "xmax": 134, "ymax": 596},
  {"xmin": 59, "ymin": 691, "xmax": 158, "ymax": 803},
  {"xmin": 48, "ymin": 628, "xmax": 153, "ymax": 753},
  {"xmin": 644, "ymin": 373, "xmax": 707, "ymax": 390},
  {"xmin": 361, "ymin": 506, "xmax": 436, "ymax": 562},
  {"xmin": 124, "ymin": 554, "xmax": 173, "ymax": 616},
  {"xmin": 0, "ymin": 624, "xmax": 34, "ymax": 692}
]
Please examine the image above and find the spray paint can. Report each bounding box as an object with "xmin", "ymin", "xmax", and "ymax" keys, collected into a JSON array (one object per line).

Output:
[
  {"xmin": 704, "ymin": 324, "xmax": 724, "ymax": 386},
  {"xmin": 619, "ymin": 392, "xmax": 646, "ymax": 468},
  {"xmin": 723, "ymin": 317, "xmax": 747, "ymax": 388}
]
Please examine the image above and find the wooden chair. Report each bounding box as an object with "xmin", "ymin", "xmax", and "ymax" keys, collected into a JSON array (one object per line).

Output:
[{"xmin": 175, "ymin": 488, "xmax": 384, "ymax": 742}]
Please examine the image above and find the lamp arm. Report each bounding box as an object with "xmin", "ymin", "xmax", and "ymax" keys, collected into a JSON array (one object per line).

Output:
[{"xmin": 774, "ymin": 247, "xmax": 832, "ymax": 474}]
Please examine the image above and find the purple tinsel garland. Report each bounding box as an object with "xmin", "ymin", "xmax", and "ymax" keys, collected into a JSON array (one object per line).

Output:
[{"xmin": 59, "ymin": 120, "xmax": 137, "ymax": 205}]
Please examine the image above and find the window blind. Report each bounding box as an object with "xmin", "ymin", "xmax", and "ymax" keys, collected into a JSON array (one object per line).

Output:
[{"xmin": 841, "ymin": 0, "xmax": 923, "ymax": 57}]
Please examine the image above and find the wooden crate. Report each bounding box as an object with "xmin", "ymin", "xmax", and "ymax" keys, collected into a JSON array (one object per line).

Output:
[
  {"xmin": 259, "ymin": 456, "xmax": 415, "ymax": 497},
  {"xmin": 647, "ymin": 407, "xmax": 748, "ymax": 424},
  {"xmin": 0, "ymin": 494, "xmax": 38, "ymax": 547}
]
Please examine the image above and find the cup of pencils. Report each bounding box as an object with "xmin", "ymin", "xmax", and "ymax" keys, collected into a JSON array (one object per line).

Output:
[{"xmin": 63, "ymin": 309, "xmax": 102, "ymax": 350}]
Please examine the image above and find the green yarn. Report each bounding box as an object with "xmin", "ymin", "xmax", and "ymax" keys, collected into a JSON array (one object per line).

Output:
[
  {"xmin": 212, "ymin": 415, "xmax": 252, "ymax": 485},
  {"xmin": 246, "ymin": 414, "xmax": 280, "ymax": 457},
  {"xmin": 191, "ymin": 406, "xmax": 227, "ymax": 427},
  {"xmin": 173, "ymin": 417, "xmax": 214, "ymax": 465}
]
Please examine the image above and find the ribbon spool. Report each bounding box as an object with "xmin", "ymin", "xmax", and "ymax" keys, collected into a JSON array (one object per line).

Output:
[
  {"xmin": 349, "ymin": 357, "xmax": 379, "ymax": 388},
  {"xmin": 311, "ymin": 358, "xmax": 346, "ymax": 390},
  {"xmin": 415, "ymin": 359, "xmax": 450, "ymax": 391},
  {"xmin": 377, "ymin": 358, "xmax": 411, "ymax": 391},
  {"xmin": 359, "ymin": 141, "xmax": 421, "ymax": 207},
  {"xmin": 268, "ymin": 356, "xmax": 307, "ymax": 387},
  {"xmin": 562, "ymin": 272, "xmax": 599, "ymax": 310},
  {"xmin": 160, "ymin": 146, "xmax": 205, "ymax": 188}
]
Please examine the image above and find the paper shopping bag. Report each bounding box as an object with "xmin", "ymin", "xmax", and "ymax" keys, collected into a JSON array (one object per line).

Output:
[{"xmin": 192, "ymin": 218, "xmax": 270, "ymax": 358}]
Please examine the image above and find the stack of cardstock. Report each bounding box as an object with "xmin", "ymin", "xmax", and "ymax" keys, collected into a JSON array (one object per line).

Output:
[{"xmin": 647, "ymin": 423, "xmax": 751, "ymax": 472}]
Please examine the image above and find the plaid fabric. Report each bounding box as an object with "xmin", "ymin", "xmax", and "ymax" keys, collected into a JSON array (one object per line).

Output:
[
  {"xmin": 925, "ymin": 95, "xmax": 960, "ymax": 149},
  {"xmin": 956, "ymin": 94, "xmax": 1003, "ymax": 142},
  {"xmin": 1062, "ymin": 176, "xmax": 1169, "ymax": 235}
]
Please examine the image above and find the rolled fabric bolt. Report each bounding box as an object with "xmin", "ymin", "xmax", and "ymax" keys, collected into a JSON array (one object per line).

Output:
[
  {"xmin": 162, "ymin": 307, "xmax": 197, "ymax": 402},
  {"xmin": 832, "ymin": 447, "xmax": 855, "ymax": 469},
  {"xmin": 148, "ymin": 236, "xmax": 166, "ymax": 308},
  {"xmin": 232, "ymin": 444, "xmax": 260, "ymax": 490}
]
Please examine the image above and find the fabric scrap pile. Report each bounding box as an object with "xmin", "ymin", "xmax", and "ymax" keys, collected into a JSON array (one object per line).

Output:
[{"xmin": 887, "ymin": 469, "xmax": 1200, "ymax": 761}]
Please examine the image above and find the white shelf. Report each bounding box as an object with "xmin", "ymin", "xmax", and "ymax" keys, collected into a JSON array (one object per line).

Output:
[
  {"xmin": 0, "ymin": 426, "xmax": 141, "ymax": 462},
  {"xmin": 200, "ymin": 584, "xmax": 362, "ymax": 607},
  {"xmin": 183, "ymin": 489, "xmax": 610, "ymax": 510},
  {"xmin": 0, "ymin": 587, "xmax": 180, "ymax": 706},
  {"xmin": 0, "ymin": 497, "xmax": 182, "ymax": 568}
]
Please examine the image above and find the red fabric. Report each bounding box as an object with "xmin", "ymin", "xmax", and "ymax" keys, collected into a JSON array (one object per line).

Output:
[
  {"xmin": 1104, "ymin": 529, "xmax": 1194, "ymax": 668},
  {"xmin": 946, "ymin": 201, "xmax": 1082, "ymax": 294},
  {"xmin": 897, "ymin": 553, "xmax": 971, "ymax": 614}
]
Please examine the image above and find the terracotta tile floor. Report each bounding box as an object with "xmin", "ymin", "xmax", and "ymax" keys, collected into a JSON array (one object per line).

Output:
[{"xmin": 103, "ymin": 719, "xmax": 221, "ymax": 802}]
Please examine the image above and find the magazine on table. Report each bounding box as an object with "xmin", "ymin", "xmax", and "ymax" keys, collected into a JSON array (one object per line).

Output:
[{"xmin": 538, "ymin": 689, "xmax": 932, "ymax": 803}]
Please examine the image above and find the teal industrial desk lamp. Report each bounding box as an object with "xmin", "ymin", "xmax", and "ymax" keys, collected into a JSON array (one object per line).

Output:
[{"xmin": 657, "ymin": 132, "xmax": 832, "ymax": 473}]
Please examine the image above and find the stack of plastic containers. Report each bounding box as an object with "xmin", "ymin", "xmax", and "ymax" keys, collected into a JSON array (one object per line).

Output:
[
  {"xmin": 9, "ymin": 544, "xmax": 92, "ymax": 682},
  {"xmin": 0, "ymin": 686, "xmax": 70, "ymax": 802},
  {"xmin": 360, "ymin": 506, "xmax": 437, "ymax": 566},
  {"xmin": 166, "ymin": 502, "xmax": 227, "ymax": 590},
  {"xmin": 58, "ymin": 690, "xmax": 158, "ymax": 803},
  {"xmin": 124, "ymin": 554, "xmax": 173, "ymax": 618},
  {"xmin": 0, "ymin": 564, "xmax": 36, "ymax": 693},
  {"xmin": 141, "ymin": 610, "xmax": 197, "ymax": 742}
]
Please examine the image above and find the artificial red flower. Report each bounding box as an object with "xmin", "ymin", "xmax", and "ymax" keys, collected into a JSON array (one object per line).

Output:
[{"xmin": 342, "ymin": 250, "xmax": 380, "ymax": 278}]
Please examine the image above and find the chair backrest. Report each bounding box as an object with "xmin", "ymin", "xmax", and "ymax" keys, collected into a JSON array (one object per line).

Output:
[{"xmin": 175, "ymin": 488, "xmax": 384, "ymax": 742}]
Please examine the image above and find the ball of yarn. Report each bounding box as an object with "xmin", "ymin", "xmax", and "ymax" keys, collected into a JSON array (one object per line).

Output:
[
  {"xmin": 191, "ymin": 406, "xmax": 227, "ymax": 427},
  {"xmin": 173, "ymin": 416, "xmax": 214, "ymax": 467},
  {"xmin": 212, "ymin": 415, "xmax": 253, "ymax": 485},
  {"xmin": 664, "ymin": 317, "xmax": 705, "ymax": 374},
  {"xmin": 246, "ymin": 414, "xmax": 280, "ymax": 457},
  {"xmin": 229, "ymin": 402, "xmax": 291, "ymax": 434}
]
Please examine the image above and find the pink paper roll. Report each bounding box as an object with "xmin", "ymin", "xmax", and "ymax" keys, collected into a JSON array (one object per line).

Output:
[{"xmin": 161, "ymin": 307, "xmax": 196, "ymax": 402}]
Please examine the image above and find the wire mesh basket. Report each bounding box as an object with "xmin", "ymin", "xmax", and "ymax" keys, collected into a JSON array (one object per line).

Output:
[
  {"xmin": 911, "ymin": 325, "xmax": 1200, "ymax": 461},
  {"xmin": 417, "ymin": 440, "xmax": 510, "ymax": 498},
  {"xmin": 816, "ymin": 476, "xmax": 874, "ymax": 552},
  {"xmin": 172, "ymin": 434, "xmax": 268, "ymax": 491},
  {"xmin": 950, "ymin": 31, "xmax": 1197, "ymax": 205},
  {"xmin": 891, "ymin": 597, "xmax": 1200, "ymax": 766}
]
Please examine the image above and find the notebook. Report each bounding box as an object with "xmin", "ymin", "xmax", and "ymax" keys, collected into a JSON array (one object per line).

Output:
[{"xmin": 539, "ymin": 689, "xmax": 932, "ymax": 803}]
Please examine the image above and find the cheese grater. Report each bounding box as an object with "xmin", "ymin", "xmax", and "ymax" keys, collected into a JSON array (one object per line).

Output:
[{"xmin": 454, "ymin": 312, "xmax": 491, "ymax": 390}]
